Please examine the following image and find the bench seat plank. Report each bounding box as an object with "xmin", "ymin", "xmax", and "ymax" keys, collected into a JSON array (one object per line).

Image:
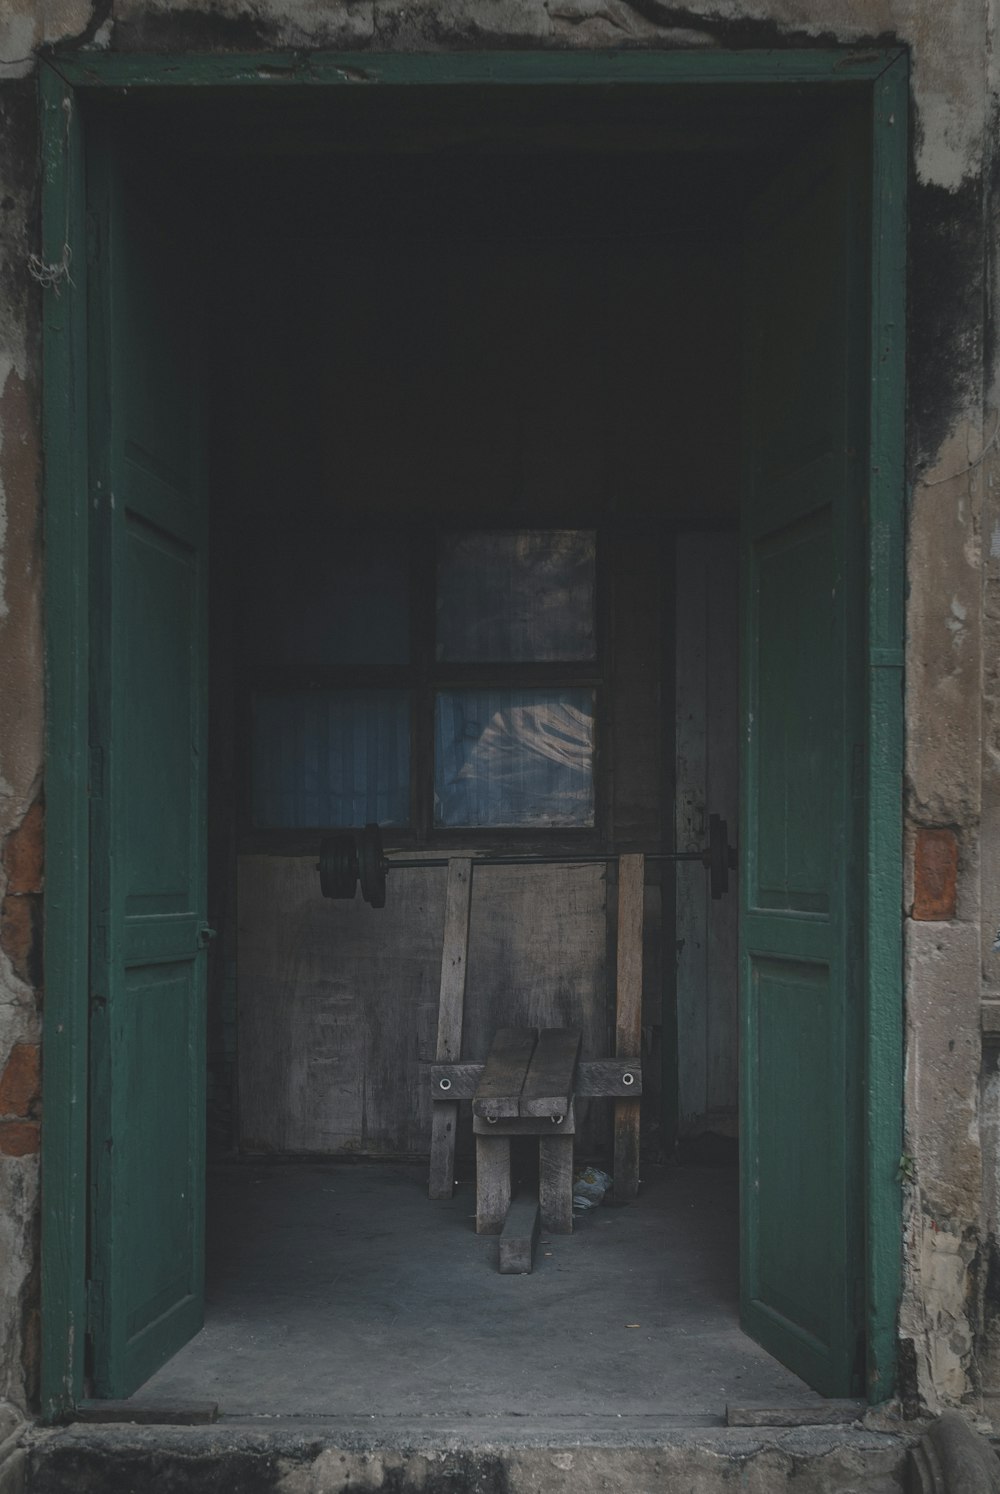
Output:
[
  {"xmin": 520, "ymin": 1027, "xmax": 581, "ymax": 1118},
  {"xmin": 473, "ymin": 1027, "xmax": 538, "ymax": 1121},
  {"xmin": 430, "ymin": 1058, "xmax": 641, "ymax": 1100}
]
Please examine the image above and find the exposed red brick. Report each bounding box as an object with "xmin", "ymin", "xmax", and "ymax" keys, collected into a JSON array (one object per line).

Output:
[
  {"xmin": 912, "ymin": 827, "xmax": 959, "ymax": 920},
  {"xmin": 3, "ymin": 800, "xmax": 43, "ymax": 895},
  {"xmin": 0, "ymin": 1043, "xmax": 40, "ymax": 1118},
  {"xmin": 0, "ymin": 1121, "xmax": 39, "ymax": 1157},
  {"xmin": 0, "ymin": 893, "xmax": 41, "ymax": 986}
]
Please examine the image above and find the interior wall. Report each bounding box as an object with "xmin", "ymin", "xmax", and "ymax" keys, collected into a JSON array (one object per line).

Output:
[{"xmin": 209, "ymin": 153, "xmax": 741, "ymax": 1159}]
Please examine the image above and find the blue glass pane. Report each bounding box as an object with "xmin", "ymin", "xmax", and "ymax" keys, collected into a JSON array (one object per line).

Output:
[
  {"xmin": 436, "ymin": 530, "xmax": 596, "ymax": 662},
  {"xmin": 434, "ymin": 688, "xmax": 595, "ymax": 827},
  {"xmin": 252, "ymin": 690, "xmax": 410, "ymax": 828}
]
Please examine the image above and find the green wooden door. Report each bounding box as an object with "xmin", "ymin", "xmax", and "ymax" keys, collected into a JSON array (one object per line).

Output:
[
  {"xmin": 740, "ymin": 118, "xmax": 868, "ymax": 1396},
  {"xmin": 87, "ymin": 144, "xmax": 208, "ymax": 1397}
]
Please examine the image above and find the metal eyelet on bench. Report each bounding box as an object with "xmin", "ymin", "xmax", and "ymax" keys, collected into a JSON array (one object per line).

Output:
[
  {"xmin": 486, "ymin": 1115, "xmax": 498, "ymax": 1124},
  {"xmin": 551, "ymin": 1114, "xmax": 564, "ymax": 1125},
  {"xmin": 622, "ymin": 1072, "xmax": 635, "ymax": 1087},
  {"xmin": 439, "ymin": 1078, "xmax": 452, "ymax": 1091}
]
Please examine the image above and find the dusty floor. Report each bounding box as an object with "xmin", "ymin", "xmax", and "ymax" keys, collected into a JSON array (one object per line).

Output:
[{"xmin": 127, "ymin": 1159, "xmax": 827, "ymax": 1430}]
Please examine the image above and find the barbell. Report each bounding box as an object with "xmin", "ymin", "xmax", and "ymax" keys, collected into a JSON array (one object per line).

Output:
[{"xmin": 318, "ymin": 818, "xmax": 737, "ymax": 910}]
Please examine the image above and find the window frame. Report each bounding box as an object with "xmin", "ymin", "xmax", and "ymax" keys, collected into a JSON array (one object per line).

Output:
[{"xmin": 239, "ymin": 522, "xmax": 610, "ymax": 853}]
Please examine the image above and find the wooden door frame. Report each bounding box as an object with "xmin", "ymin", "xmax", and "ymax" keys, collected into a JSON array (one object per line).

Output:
[{"xmin": 38, "ymin": 46, "xmax": 907, "ymax": 1420}]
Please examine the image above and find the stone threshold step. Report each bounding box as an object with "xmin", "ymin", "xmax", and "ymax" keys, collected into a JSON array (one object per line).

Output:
[{"xmin": 24, "ymin": 1421, "xmax": 913, "ymax": 1494}]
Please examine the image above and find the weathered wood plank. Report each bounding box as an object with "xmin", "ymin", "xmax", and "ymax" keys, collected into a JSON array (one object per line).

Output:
[
  {"xmin": 499, "ymin": 1194, "xmax": 541, "ymax": 1274},
  {"xmin": 435, "ymin": 858, "xmax": 474, "ymax": 1064},
  {"xmin": 428, "ymin": 1105, "xmax": 459, "ymax": 1200},
  {"xmin": 429, "ymin": 858, "xmax": 473, "ymax": 1198},
  {"xmin": 431, "ymin": 1058, "xmax": 641, "ymax": 1100},
  {"xmin": 613, "ymin": 1100, "xmax": 641, "ymax": 1205},
  {"xmin": 237, "ymin": 856, "xmax": 447, "ymax": 1157},
  {"xmin": 463, "ymin": 866, "xmax": 606, "ymax": 1046},
  {"xmin": 473, "ymin": 1102, "xmax": 575, "ymax": 1137},
  {"xmin": 578, "ymin": 1059, "xmax": 642, "ymax": 1098},
  {"xmin": 520, "ymin": 1028, "xmax": 581, "ymax": 1118},
  {"xmin": 475, "ymin": 1134, "xmax": 511, "ymax": 1234},
  {"xmin": 539, "ymin": 1135, "xmax": 574, "ymax": 1234},
  {"xmin": 458, "ymin": 861, "xmax": 607, "ymax": 1156},
  {"xmin": 615, "ymin": 856, "xmax": 645, "ymax": 1058},
  {"xmin": 429, "ymin": 1062, "xmax": 484, "ymax": 1100},
  {"xmin": 473, "ymin": 1027, "xmax": 538, "ymax": 1121},
  {"xmin": 614, "ymin": 854, "xmax": 644, "ymax": 1203}
]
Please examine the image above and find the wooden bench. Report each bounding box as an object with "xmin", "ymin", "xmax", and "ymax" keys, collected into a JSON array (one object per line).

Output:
[
  {"xmin": 472, "ymin": 1025, "xmax": 581, "ymax": 1235},
  {"xmin": 427, "ymin": 855, "xmax": 645, "ymax": 1272}
]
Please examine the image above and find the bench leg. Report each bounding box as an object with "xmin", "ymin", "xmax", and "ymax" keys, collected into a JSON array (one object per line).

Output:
[
  {"xmin": 539, "ymin": 1134, "xmax": 574, "ymax": 1234},
  {"xmin": 476, "ymin": 1135, "xmax": 511, "ymax": 1234}
]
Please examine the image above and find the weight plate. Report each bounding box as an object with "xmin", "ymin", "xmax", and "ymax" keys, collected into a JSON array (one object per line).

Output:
[
  {"xmin": 358, "ymin": 823, "xmax": 388, "ymax": 909},
  {"xmin": 709, "ymin": 814, "xmax": 729, "ymax": 900},
  {"xmin": 318, "ymin": 834, "xmax": 358, "ymax": 900}
]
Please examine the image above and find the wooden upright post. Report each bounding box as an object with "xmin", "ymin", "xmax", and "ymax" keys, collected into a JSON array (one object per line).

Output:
[
  {"xmin": 428, "ymin": 858, "xmax": 473, "ymax": 1199},
  {"xmin": 613, "ymin": 853, "xmax": 644, "ymax": 1203}
]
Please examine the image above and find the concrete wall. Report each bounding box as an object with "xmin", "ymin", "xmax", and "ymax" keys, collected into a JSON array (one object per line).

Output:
[{"xmin": 1, "ymin": 0, "xmax": 999, "ymax": 1425}]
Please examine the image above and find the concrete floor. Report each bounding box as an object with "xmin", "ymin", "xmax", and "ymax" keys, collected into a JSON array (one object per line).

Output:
[{"xmin": 132, "ymin": 1160, "xmax": 826, "ymax": 1429}]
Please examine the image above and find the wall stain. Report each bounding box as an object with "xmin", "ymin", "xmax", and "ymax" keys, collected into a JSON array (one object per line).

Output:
[{"xmin": 908, "ymin": 171, "xmax": 986, "ymax": 474}]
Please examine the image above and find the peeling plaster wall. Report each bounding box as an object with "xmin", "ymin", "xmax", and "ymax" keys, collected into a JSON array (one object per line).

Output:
[
  {"xmin": 0, "ymin": 70, "xmax": 44, "ymax": 1416},
  {"xmin": 1, "ymin": 0, "xmax": 999, "ymax": 1423}
]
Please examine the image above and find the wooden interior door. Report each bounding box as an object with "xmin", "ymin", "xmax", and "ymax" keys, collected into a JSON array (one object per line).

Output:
[
  {"xmin": 86, "ymin": 142, "xmax": 209, "ymax": 1397},
  {"xmin": 739, "ymin": 114, "xmax": 868, "ymax": 1396}
]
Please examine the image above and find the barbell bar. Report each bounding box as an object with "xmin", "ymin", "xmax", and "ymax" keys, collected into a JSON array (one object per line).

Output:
[{"xmin": 318, "ymin": 818, "xmax": 737, "ymax": 910}]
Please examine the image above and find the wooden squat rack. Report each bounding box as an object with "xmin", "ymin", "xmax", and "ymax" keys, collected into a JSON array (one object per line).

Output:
[{"xmin": 428, "ymin": 854, "xmax": 645, "ymax": 1270}]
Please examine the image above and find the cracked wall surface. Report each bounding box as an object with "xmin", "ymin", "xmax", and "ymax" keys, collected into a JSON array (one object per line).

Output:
[{"xmin": 0, "ymin": 0, "xmax": 999, "ymax": 1426}]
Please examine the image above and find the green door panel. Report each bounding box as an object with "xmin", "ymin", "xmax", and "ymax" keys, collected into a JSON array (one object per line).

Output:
[
  {"xmin": 740, "ymin": 118, "xmax": 867, "ymax": 1397},
  {"xmin": 752, "ymin": 506, "xmax": 835, "ymax": 914},
  {"xmin": 87, "ymin": 142, "xmax": 207, "ymax": 1398}
]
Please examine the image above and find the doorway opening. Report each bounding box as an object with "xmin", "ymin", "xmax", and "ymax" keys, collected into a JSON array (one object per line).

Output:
[
  {"xmin": 40, "ymin": 54, "xmax": 907, "ymax": 1424},
  {"xmin": 158, "ymin": 111, "xmax": 753, "ymax": 1418}
]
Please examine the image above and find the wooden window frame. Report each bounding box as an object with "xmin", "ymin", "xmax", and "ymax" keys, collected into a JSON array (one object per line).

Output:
[{"xmin": 238, "ymin": 523, "xmax": 611, "ymax": 854}]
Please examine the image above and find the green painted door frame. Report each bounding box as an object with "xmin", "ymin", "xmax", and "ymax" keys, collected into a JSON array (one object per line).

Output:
[{"xmin": 38, "ymin": 45, "xmax": 907, "ymax": 1420}]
